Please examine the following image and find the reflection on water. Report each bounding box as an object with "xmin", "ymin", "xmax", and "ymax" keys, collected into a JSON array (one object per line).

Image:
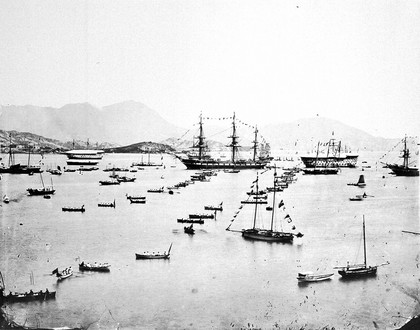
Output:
[{"xmin": 0, "ymin": 152, "xmax": 418, "ymax": 329}]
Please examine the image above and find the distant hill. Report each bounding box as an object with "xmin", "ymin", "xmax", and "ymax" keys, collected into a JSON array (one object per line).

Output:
[
  {"xmin": 0, "ymin": 130, "xmax": 117, "ymax": 153},
  {"xmin": 105, "ymin": 141, "xmax": 175, "ymax": 154},
  {"xmin": 261, "ymin": 117, "xmax": 400, "ymax": 152},
  {"xmin": 0, "ymin": 101, "xmax": 185, "ymax": 145}
]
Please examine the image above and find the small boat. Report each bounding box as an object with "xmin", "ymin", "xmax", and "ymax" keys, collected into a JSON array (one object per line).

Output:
[
  {"xmin": 204, "ymin": 202, "xmax": 223, "ymax": 211},
  {"xmin": 297, "ymin": 272, "xmax": 334, "ymax": 282},
  {"xmin": 266, "ymin": 206, "xmax": 273, "ymax": 211},
  {"xmin": 177, "ymin": 218, "xmax": 204, "ymax": 224},
  {"xmin": 246, "ymin": 190, "xmax": 266, "ymax": 196},
  {"xmin": 99, "ymin": 179, "xmax": 120, "ymax": 185},
  {"xmin": 135, "ymin": 243, "xmax": 173, "ymax": 260},
  {"xmin": 349, "ymin": 193, "xmax": 368, "ymax": 201},
  {"xmin": 224, "ymin": 169, "xmax": 240, "ymax": 173},
  {"xmin": 347, "ymin": 175, "xmax": 366, "ymax": 187},
  {"xmin": 2, "ymin": 195, "xmax": 9, "ymax": 203},
  {"xmin": 189, "ymin": 213, "xmax": 214, "ymax": 219},
  {"xmin": 129, "ymin": 198, "xmax": 146, "ymax": 204},
  {"xmin": 126, "ymin": 194, "xmax": 146, "ymax": 200},
  {"xmin": 47, "ymin": 168, "xmax": 62, "ymax": 175},
  {"xmin": 79, "ymin": 261, "xmax": 111, "ymax": 272},
  {"xmin": 98, "ymin": 200, "xmax": 116, "ymax": 208},
  {"xmin": 116, "ymin": 176, "xmax": 136, "ymax": 183},
  {"xmin": 2, "ymin": 289, "xmax": 56, "ymax": 302},
  {"xmin": 184, "ymin": 224, "xmax": 195, "ymax": 235},
  {"xmin": 62, "ymin": 205, "xmax": 85, "ymax": 212},
  {"xmin": 43, "ymin": 195, "xmax": 51, "ymax": 199},
  {"xmin": 147, "ymin": 187, "xmax": 164, "ymax": 193},
  {"xmin": 266, "ymin": 186, "xmax": 283, "ymax": 192},
  {"xmin": 64, "ymin": 168, "xmax": 76, "ymax": 172},
  {"xmin": 335, "ymin": 216, "xmax": 389, "ymax": 278},
  {"xmin": 241, "ymin": 199, "xmax": 268, "ymax": 204},
  {"xmin": 52, "ymin": 267, "xmax": 73, "ymax": 280}
]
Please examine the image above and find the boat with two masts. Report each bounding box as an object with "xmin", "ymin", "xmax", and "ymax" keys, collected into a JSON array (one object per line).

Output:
[
  {"xmin": 177, "ymin": 113, "xmax": 269, "ymax": 170},
  {"xmin": 0, "ymin": 136, "xmax": 42, "ymax": 174},
  {"xmin": 27, "ymin": 173, "xmax": 55, "ymax": 196},
  {"xmin": 241, "ymin": 169, "xmax": 303, "ymax": 242}
]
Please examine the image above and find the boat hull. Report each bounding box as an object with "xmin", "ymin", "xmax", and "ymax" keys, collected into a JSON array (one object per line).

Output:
[
  {"xmin": 387, "ymin": 165, "xmax": 419, "ymax": 176},
  {"xmin": 338, "ymin": 266, "xmax": 377, "ymax": 277},
  {"xmin": 2, "ymin": 291, "xmax": 56, "ymax": 303},
  {"xmin": 297, "ymin": 273, "xmax": 334, "ymax": 282},
  {"xmin": 27, "ymin": 188, "xmax": 55, "ymax": 196},
  {"xmin": 79, "ymin": 264, "xmax": 110, "ymax": 272},
  {"xmin": 179, "ymin": 158, "xmax": 267, "ymax": 170},
  {"xmin": 300, "ymin": 155, "xmax": 358, "ymax": 168},
  {"xmin": 302, "ymin": 168, "xmax": 339, "ymax": 175},
  {"xmin": 242, "ymin": 229, "xmax": 294, "ymax": 242},
  {"xmin": 135, "ymin": 254, "xmax": 169, "ymax": 260}
]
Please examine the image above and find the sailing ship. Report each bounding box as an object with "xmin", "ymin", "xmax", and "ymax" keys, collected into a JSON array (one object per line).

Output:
[
  {"xmin": 241, "ymin": 170, "xmax": 303, "ymax": 242},
  {"xmin": 335, "ymin": 216, "xmax": 388, "ymax": 278},
  {"xmin": 135, "ymin": 243, "xmax": 173, "ymax": 260},
  {"xmin": 27, "ymin": 173, "xmax": 55, "ymax": 196},
  {"xmin": 177, "ymin": 113, "xmax": 269, "ymax": 170},
  {"xmin": 0, "ymin": 136, "xmax": 42, "ymax": 174},
  {"xmin": 302, "ymin": 142, "xmax": 339, "ymax": 175},
  {"xmin": 132, "ymin": 152, "xmax": 163, "ymax": 167},
  {"xmin": 300, "ymin": 139, "xmax": 358, "ymax": 168},
  {"xmin": 385, "ymin": 136, "xmax": 419, "ymax": 176}
]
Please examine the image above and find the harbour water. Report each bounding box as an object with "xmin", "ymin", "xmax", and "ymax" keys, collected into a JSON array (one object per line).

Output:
[{"xmin": 0, "ymin": 152, "xmax": 418, "ymax": 329}]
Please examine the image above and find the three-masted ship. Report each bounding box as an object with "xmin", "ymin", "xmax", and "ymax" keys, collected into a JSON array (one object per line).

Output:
[
  {"xmin": 177, "ymin": 113, "xmax": 269, "ymax": 170},
  {"xmin": 300, "ymin": 139, "xmax": 358, "ymax": 169},
  {"xmin": 385, "ymin": 136, "xmax": 419, "ymax": 176}
]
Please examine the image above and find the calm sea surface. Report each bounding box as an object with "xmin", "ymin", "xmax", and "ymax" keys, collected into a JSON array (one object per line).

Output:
[{"xmin": 0, "ymin": 152, "xmax": 418, "ymax": 329}]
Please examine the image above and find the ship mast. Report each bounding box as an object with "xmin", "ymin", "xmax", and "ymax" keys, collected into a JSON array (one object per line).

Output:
[
  {"xmin": 252, "ymin": 174, "xmax": 259, "ymax": 230},
  {"xmin": 363, "ymin": 215, "xmax": 367, "ymax": 267},
  {"xmin": 193, "ymin": 113, "xmax": 206, "ymax": 160},
  {"xmin": 227, "ymin": 112, "xmax": 240, "ymax": 163},
  {"xmin": 270, "ymin": 166, "xmax": 277, "ymax": 232},
  {"xmin": 402, "ymin": 136, "xmax": 410, "ymax": 169},
  {"xmin": 252, "ymin": 125, "xmax": 258, "ymax": 162}
]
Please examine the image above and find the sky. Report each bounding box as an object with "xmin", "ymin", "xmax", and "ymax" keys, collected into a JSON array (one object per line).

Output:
[{"xmin": 0, "ymin": 0, "xmax": 419, "ymax": 138}]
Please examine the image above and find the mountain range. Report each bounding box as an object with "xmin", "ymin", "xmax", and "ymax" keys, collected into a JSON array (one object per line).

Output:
[
  {"xmin": 0, "ymin": 101, "xmax": 401, "ymax": 152},
  {"xmin": 0, "ymin": 101, "xmax": 185, "ymax": 146}
]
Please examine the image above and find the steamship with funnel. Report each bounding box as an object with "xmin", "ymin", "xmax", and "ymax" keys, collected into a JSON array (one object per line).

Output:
[{"xmin": 177, "ymin": 113, "xmax": 270, "ymax": 170}]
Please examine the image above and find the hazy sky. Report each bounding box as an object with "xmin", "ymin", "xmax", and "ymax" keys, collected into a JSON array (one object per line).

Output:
[{"xmin": 1, "ymin": 0, "xmax": 419, "ymax": 138}]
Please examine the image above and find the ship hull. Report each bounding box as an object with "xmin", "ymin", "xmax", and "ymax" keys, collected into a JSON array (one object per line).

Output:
[
  {"xmin": 300, "ymin": 155, "xmax": 358, "ymax": 168},
  {"xmin": 179, "ymin": 158, "xmax": 267, "ymax": 170},
  {"xmin": 242, "ymin": 229, "xmax": 294, "ymax": 242},
  {"xmin": 338, "ymin": 266, "xmax": 377, "ymax": 277},
  {"xmin": 387, "ymin": 165, "xmax": 419, "ymax": 176}
]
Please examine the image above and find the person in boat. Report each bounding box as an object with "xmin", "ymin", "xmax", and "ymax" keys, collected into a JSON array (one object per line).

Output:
[
  {"xmin": 29, "ymin": 289, "xmax": 34, "ymax": 295},
  {"xmin": 45, "ymin": 288, "xmax": 49, "ymax": 294},
  {"xmin": 363, "ymin": 192, "xmax": 367, "ymax": 198}
]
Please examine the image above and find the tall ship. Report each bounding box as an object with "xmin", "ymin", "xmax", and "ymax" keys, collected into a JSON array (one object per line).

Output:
[
  {"xmin": 385, "ymin": 136, "xmax": 419, "ymax": 176},
  {"xmin": 65, "ymin": 150, "xmax": 104, "ymax": 166},
  {"xmin": 300, "ymin": 139, "xmax": 358, "ymax": 168},
  {"xmin": 0, "ymin": 135, "xmax": 42, "ymax": 174},
  {"xmin": 177, "ymin": 113, "xmax": 269, "ymax": 170}
]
